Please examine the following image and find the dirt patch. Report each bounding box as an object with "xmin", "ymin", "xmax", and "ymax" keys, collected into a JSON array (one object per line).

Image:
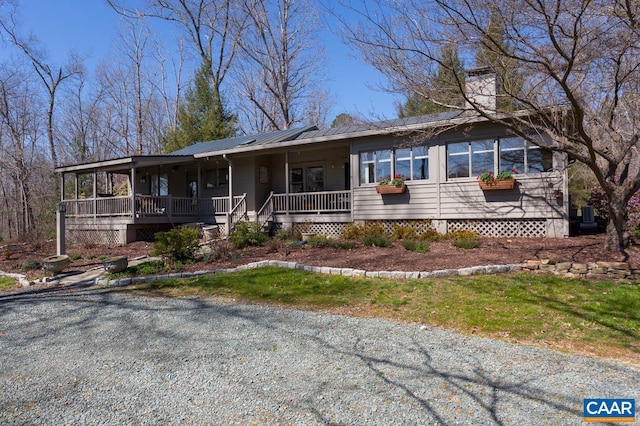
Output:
[{"xmin": 1, "ymin": 233, "xmax": 639, "ymax": 281}]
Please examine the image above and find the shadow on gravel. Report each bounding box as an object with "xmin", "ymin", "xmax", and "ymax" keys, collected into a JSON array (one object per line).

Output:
[{"xmin": 1, "ymin": 284, "xmax": 631, "ymax": 424}]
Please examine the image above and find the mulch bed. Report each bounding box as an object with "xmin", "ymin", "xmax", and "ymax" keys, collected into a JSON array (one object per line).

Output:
[{"xmin": 2, "ymin": 233, "xmax": 639, "ymax": 281}]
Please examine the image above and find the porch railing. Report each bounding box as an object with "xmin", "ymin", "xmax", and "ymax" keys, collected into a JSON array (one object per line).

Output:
[
  {"xmin": 62, "ymin": 194, "xmax": 245, "ymax": 219},
  {"xmin": 272, "ymin": 190, "xmax": 351, "ymax": 213}
]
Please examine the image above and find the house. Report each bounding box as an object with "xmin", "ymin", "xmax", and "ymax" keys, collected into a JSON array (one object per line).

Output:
[{"xmin": 55, "ymin": 72, "xmax": 569, "ymax": 245}]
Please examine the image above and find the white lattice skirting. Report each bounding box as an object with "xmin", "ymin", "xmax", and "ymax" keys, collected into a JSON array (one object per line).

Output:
[
  {"xmin": 67, "ymin": 229, "xmax": 123, "ymax": 246},
  {"xmin": 448, "ymin": 219, "xmax": 547, "ymax": 237},
  {"xmin": 292, "ymin": 222, "xmax": 348, "ymax": 238}
]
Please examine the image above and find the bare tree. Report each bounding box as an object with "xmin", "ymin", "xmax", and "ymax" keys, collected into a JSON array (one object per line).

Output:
[
  {"xmin": 342, "ymin": 0, "xmax": 640, "ymax": 254},
  {"xmin": 0, "ymin": 66, "xmax": 43, "ymax": 237},
  {"xmin": 0, "ymin": 6, "xmax": 83, "ymax": 167},
  {"xmin": 108, "ymin": 0, "xmax": 244, "ymax": 115},
  {"xmin": 234, "ymin": 0, "xmax": 327, "ymax": 132}
]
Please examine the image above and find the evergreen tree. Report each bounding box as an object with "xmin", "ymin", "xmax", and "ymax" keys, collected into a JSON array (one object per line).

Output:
[
  {"xmin": 163, "ymin": 63, "xmax": 236, "ymax": 153},
  {"xmin": 398, "ymin": 43, "xmax": 465, "ymax": 117}
]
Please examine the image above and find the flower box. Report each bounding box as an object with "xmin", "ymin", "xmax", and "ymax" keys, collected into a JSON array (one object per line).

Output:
[
  {"xmin": 376, "ymin": 183, "xmax": 406, "ymax": 194},
  {"xmin": 479, "ymin": 178, "xmax": 516, "ymax": 191}
]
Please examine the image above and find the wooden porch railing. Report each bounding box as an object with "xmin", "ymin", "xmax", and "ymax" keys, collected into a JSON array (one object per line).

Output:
[
  {"xmin": 62, "ymin": 194, "xmax": 245, "ymax": 219},
  {"xmin": 272, "ymin": 190, "xmax": 351, "ymax": 213}
]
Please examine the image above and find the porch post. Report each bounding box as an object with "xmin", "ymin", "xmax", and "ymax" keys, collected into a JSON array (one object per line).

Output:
[
  {"xmin": 131, "ymin": 166, "xmax": 136, "ymax": 218},
  {"xmin": 223, "ymin": 154, "xmax": 233, "ymax": 234},
  {"xmin": 59, "ymin": 173, "xmax": 64, "ymax": 201},
  {"xmin": 74, "ymin": 173, "xmax": 79, "ymax": 200},
  {"xmin": 92, "ymin": 170, "xmax": 97, "ymax": 218},
  {"xmin": 285, "ymin": 151, "xmax": 290, "ymax": 215}
]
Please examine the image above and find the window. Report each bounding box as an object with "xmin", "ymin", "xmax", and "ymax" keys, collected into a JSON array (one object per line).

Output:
[
  {"xmin": 360, "ymin": 146, "xmax": 429, "ymax": 185},
  {"xmin": 289, "ymin": 166, "xmax": 324, "ymax": 192},
  {"xmin": 448, "ymin": 136, "xmax": 553, "ymax": 180},
  {"xmin": 306, "ymin": 166, "xmax": 324, "ymax": 192},
  {"xmin": 151, "ymin": 173, "xmax": 168, "ymax": 196},
  {"xmin": 499, "ymin": 136, "xmax": 552, "ymax": 173},
  {"xmin": 290, "ymin": 167, "xmax": 303, "ymax": 192},
  {"xmin": 205, "ymin": 168, "xmax": 228, "ymax": 188},
  {"xmin": 447, "ymin": 142, "xmax": 471, "ymax": 178}
]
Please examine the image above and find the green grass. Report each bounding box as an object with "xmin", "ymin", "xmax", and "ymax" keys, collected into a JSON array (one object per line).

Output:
[
  {"xmin": 0, "ymin": 276, "xmax": 16, "ymax": 291},
  {"xmin": 125, "ymin": 268, "xmax": 640, "ymax": 362}
]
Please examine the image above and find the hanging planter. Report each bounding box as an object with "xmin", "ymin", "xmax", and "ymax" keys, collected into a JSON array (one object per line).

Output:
[
  {"xmin": 478, "ymin": 179, "xmax": 516, "ymax": 191},
  {"xmin": 376, "ymin": 184, "xmax": 406, "ymax": 194},
  {"xmin": 43, "ymin": 255, "xmax": 70, "ymax": 274}
]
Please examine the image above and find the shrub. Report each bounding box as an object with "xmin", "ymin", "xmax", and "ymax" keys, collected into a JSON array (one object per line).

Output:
[
  {"xmin": 209, "ymin": 240, "xmax": 237, "ymax": 261},
  {"xmin": 392, "ymin": 224, "xmax": 417, "ymax": 240},
  {"xmin": 418, "ymin": 229, "xmax": 445, "ymax": 242},
  {"xmin": 590, "ymin": 185, "xmax": 640, "ymax": 237},
  {"xmin": 402, "ymin": 239, "xmax": 430, "ymax": 253},
  {"xmin": 21, "ymin": 259, "xmax": 41, "ymax": 271},
  {"xmin": 363, "ymin": 233, "xmax": 392, "ymax": 247},
  {"xmin": 273, "ymin": 229, "xmax": 293, "ymax": 240},
  {"xmin": 341, "ymin": 222, "xmax": 366, "ymax": 240},
  {"xmin": 265, "ymin": 238, "xmax": 292, "ymax": 256},
  {"xmin": 308, "ymin": 234, "xmax": 331, "ymax": 248},
  {"xmin": 448, "ymin": 230, "xmax": 480, "ymax": 249},
  {"xmin": 229, "ymin": 221, "xmax": 266, "ymax": 249},
  {"xmin": 330, "ymin": 240, "xmax": 356, "ymax": 249},
  {"xmin": 69, "ymin": 253, "xmax": 82, "ymax": 261},
  {"xmin": 152, "ymin": 227, "xmax": 201, "ymax": 262}
]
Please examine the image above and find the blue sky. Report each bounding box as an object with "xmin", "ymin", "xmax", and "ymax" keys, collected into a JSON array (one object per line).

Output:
[{"xmin": 7, "ymin": 0, "xmax": 398, "ymax": 122}]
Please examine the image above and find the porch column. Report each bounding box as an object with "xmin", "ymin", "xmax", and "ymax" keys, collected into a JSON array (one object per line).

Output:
[
  {"xmin": 196, "ymin": 161, "xmax": 202, "ymax": 198},
  {"xmin": 59, "ymin": 173, "xmax": 64, "ymax": 201},
  {"xmin": 74, "ymin": 174, "xmax": 79, "ymax": 200},
  {"xmin": 130, "ymin": 166, "xmax": 136, "ymax": 218},
  {"xmin": 285, "ymin": 151, "xmax": 290, "ymax": 215},
  {"xmin": 92, "ymin": 170, "xmax": 97, "ymax": 219}
]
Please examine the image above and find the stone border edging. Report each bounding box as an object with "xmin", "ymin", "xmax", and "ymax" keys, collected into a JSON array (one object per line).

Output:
[
  {"xmin": 94, "ymin": 260, "xmax": 525, "ymax": 287},
  {"xmin": 6, "ymin": 258, "xmax": 639, "ymax": 289},
  {"xmin": 523, "ymin": 259, "xmax": 640, "ymax": 280}
]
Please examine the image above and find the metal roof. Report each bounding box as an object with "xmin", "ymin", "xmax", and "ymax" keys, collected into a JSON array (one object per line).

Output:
[
  {"xmin": 296, "ymin": 111, "xmax": 463, "ymax": 141},
  {"xmin": 169, "ymin": 126, "xmax": 318, "ymax": 156}
]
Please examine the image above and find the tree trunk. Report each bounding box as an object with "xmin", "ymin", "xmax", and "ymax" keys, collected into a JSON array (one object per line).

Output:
[{"xmin": 604, "ymin": 193, "xmax": 630, "ymax": 255}]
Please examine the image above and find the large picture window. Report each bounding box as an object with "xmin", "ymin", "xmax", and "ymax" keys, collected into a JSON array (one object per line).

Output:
[
  {"xmin": 448, "ymin": 136, "xmax": 552, "ymax": 180},
  {"xmin": 360, "ymin": 146, "xmax": 429, "ymax": 184}
]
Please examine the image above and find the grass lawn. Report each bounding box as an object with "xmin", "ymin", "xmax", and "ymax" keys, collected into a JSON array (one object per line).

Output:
[
  {"xmin": 123, "ymin": 267, "xmax": 640, "ymax": 364},
  {"xmin": 0, "ymin": 276, "xmax": 15, "ymax": 291}
]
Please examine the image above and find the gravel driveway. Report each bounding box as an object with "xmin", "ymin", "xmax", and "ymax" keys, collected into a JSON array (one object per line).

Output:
[{"xmin": 1, "ymin": 284, "xmax": 638, "ymax": 425}]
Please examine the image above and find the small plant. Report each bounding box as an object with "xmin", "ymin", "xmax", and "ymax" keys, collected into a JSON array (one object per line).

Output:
[
  {"xmin": 273, "ymin": 228, "xmax": 293, "ymax": 240},
  {"xmin": 21, "ymin": 259, "xmax": 41, "ymax": 271},
  {"xmin": 229, "ymin": 221, "xmax": 266, "ymax": 249},
  {"xmin": 152, "ymin": 226, "xmax": 201, "ymax": 263},
  {"xmin": 341, "ymin": 222, "xmax": 366, "ymax": 240},
  {"xmin": 209, "ymin": 240, "xmax": 237, "ymax": 261},
  {"xmin": 418, "ymin": 229, "xmax": 445, "ymax": 242},
  {"xmin": 378, "ymin": 174, "xmax": 406, "ymax": 186},
  {"xmin": 392, "ymin": 224, "xmax": 417, "ymax": 240},
  {"xmin": 308, "ymin": 234, "xmax": 331, "ymax": 248},
  {"xmin": 363, "ymin": 233, "xmax": 392, "ymax": 247},
  {"xmin": 69, "ymin": 253, "xmax": 82, "ymax": 261},
  {"xmin": 329, "ymin": 240, "xmax": 356, "ymax": 249},
  {"xmin": 402, "ymin": 239, "xmax": 430, "ymax": 253},
  {"xmin": 448, "ymin": 230, "xmax": 480, "ymax": 249},
  {"xmin": 478, "ymin": 168, "xmax": 517, "ymax": 184}
]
